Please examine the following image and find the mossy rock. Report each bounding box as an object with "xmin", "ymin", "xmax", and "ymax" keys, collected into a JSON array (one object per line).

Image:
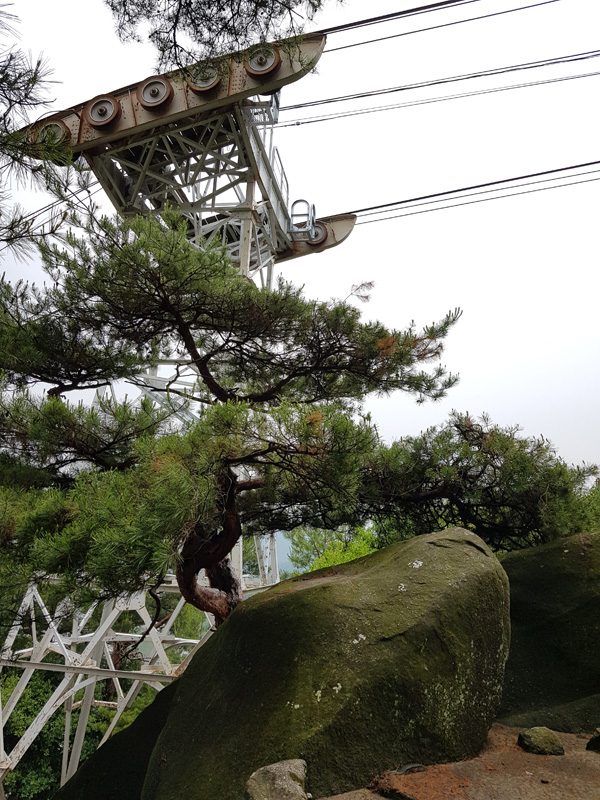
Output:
[
  {"xmin": 55, "ymin": 529, "xmax": 510, "ymax": 800},
  {"xmin": 500, "ymin": 693, "xmax": 600, "ymax": 733},
  {"xmin": 517, "ymin": 726, "xmax": 565, "ymax": 755},
  {"xmin": 499, "ymin": 531, "xmax": 600, "ymax": 732},
  {"xmin": 147, "ymin": 528, "xmax": 509, "ymax": 799},
  {"xmin": 52, "ymin": 680, "xmax": 176, "ymax": 800}
]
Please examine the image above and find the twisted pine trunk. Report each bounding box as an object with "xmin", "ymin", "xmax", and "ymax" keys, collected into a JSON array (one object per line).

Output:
[{"xmin": 176, "ymin": 470, "xmax": 243, "ymax": 625}]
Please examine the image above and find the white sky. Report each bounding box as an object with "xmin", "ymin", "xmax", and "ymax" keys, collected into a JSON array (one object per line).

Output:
[{"xmin": 8, "ymin": 0, "xmax": 600, "ymax": 467}]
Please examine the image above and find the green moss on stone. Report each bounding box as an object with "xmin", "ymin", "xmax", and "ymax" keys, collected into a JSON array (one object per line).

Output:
[
  {"xmin": 499, "ymin": 532, "xmax": 600, "ymax": 731},
  {"xmin": 502, "ymin": 693, "xmax": 600, "ymax": 733},
  {"xmin": 53, "ymin": 681, "xmax": 177, "ymax": 800},
  {"xmin": 142, "ymin": 529, "xmax": 509, "ymax": 800},
  {"xmin": 56, "ymin": 530, "xmax": 510, "ymax": 800}
]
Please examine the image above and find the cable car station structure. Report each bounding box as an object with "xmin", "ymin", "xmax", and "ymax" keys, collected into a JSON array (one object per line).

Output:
[
  {"xmin": 0, "ymin": 34, "xmax": 355, "ymax": 793},
  {"xmin": 36, "ymin": 33, "xmax": 354, "ymax": 285}
]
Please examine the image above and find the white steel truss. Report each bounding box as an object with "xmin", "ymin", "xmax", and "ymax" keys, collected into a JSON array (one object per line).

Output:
[
  {"xmin": 0, "ymin": 536, "xmax": 278, "ymax": 789},
  {"xmin": 88, "ymin": 98, "xmax": 290, "ymax": 289},
  {"xmin": 0, "ymin": 586, "xmax": 181, "ymax": 787}
]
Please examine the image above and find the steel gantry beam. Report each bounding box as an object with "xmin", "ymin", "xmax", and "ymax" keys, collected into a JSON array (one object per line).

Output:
[
  {"xmin": 31, "ymin": 33, "xmax": 355, "ymax": 287},
  {"xmin": 90, "ymin": 101, "xmax": 289, "ymax": 287},
  {"xmin": 2, "ymin": 34, "xmax": 356, "ymax": 792}
]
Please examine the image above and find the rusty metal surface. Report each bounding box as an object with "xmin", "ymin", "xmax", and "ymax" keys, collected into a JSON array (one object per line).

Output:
[
  {"xmin": 26, "ymin": 36, "xmax": 325, "ymax": 156},
  {"xmin": 278, "ymin": 213, "xmax": 357, "ymax": 262}
]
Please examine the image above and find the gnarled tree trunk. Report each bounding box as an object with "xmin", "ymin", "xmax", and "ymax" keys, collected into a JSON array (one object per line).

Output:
[{"xmin": 176, "ymin": 469, "xmax": 243, "ymax": 625}]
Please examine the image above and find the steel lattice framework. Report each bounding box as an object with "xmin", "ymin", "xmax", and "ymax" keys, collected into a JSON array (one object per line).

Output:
[
  {"xmin": 1, "ymin": 34, "xmax": 355, "ymax": 794},
  {"xmin": 91, "ymin": 100, "xmax": 290, "ymax": 287}
]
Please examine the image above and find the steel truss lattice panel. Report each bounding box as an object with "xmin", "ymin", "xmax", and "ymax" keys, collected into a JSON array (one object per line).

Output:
[
  {"xmin": 90, "ymin": 100, "xmax": 289, "ymax": 287},
  {"xmin": 0, "ymin": 538, "xmax": 277, "ymax": 788}
]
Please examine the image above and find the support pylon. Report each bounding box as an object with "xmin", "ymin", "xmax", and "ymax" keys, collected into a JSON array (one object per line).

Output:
[{"xmin": 2, "ymin": 34, "xmax": 356, "ymax": 792}]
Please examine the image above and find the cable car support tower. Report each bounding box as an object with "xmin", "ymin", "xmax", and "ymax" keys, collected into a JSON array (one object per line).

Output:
[{"xmin": 0, "ymin": 34, "xmax": 355, "ymax": 793}]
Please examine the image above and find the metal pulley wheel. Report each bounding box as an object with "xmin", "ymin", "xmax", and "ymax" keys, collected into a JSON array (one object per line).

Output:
[
  {"xmin": 244, "ymin": 46, "xmax": 281, "ymax": 78},
  {"xmin": 35, "ymin": 120, "xmax": 71, "ymax": 145},
  {"xmin": 308, "ymin": 221, "xmax": 328, "ymax": 246},
  {"xmin": 188, "ymin": 66, "xmax": 221, "ymax": 94},
  {"xmin": 136, "ymin": 76, "xmax": 174, "ymax": 109},
  {"xmin": 84, "ymin": 95, "xmax": 121, "ymax": 128}
]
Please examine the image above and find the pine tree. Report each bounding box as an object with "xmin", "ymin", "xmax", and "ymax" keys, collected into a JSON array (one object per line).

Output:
[
  {"xmin": 0, "ymin": 209, "xmax": 459, "ymax": 624},
  {"xmin": 361, "ymin": 412, "xmax": 596, "ymax": 551},
  {"xmin": 0, "ymin": 8, "xmax": 72, "ymax": 257},
  {"xmin": 104, "ymin": 0, "xmax": 328, "ymax": 67}
]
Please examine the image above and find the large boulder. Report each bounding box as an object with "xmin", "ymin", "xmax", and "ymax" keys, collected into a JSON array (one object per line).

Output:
[
  {"xmin": 499, "ymin": 531, "xmax": 600, "ymax": 731},
  {"xmin": 53, "ymin": 681, "xmax": 176, "ymax": 800},
  {"xmin": 55, "ymin": 528, "xmax": 510, "ymax": 800}
]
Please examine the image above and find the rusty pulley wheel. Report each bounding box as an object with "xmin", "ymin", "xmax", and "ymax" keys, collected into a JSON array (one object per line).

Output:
[
  {"xmin": 136, "ymin": 76, "xmax": 174, "ymax": 109},
  {"xmin": 187, "ymin": 66, "xmax": 221, "ymax": 94},
  {"xmin": 34, "ymin": 119, "xmax": 71, "ymax": 146},
  {"xmin": 84, "ymin": 95, "xmax": 121, "ymax": 128},
  {"xmin": 308, "ymin": 222, "xmax": 328, "ymax": 246},
  {"xmin": 244, "ymin": 46, "xmax": 281, "ymax": 78}
]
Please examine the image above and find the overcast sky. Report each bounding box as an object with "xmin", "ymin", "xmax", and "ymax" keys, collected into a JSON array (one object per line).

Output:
[{"xmin": 9, "ymin": 0, "xmax": 600, "ymax": 467}]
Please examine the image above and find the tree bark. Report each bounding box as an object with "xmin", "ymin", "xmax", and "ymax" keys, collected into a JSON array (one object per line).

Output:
[
  {"xmin": 175, "ymin": 468, "xmax": 244, "ymax": 625},
  {"xmin": 176, "ymin": 551, "xmax": 236, "ymax": 624}
]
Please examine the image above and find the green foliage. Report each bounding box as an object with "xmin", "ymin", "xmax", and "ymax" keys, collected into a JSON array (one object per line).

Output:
[
  {"xmin": 285, "ymin": 527, "xmax": 346, "ymax": 572},
  {"xmin": 104, "ymin": 686, "xmax": 157, "ymax": 734},
  {"xmin": 0, "ymin": 486, "xmax": 45, "ymax": 638},
  {"xmin": 1, "ymin": 670, "xmax": 103, "ymax": 800},
  {"xmin": 580, "ymin": 480, "xmax": 600, "ymax": 531},
  {"xmin": 0, "ymin": 210, "xmax": 458, "ymax": 609},
  {"xmin": 362, "ymin": 412, "xmax": 596, "ymax": 551},
  {"xmin": 0, "ymin": 485, "xmax": 36, "ymax": 544},
  {"xmin": 1, "ymin": 671, "xmax": 65, "ymax": 800},
  {"xmin": 104, "ymin": 0, "xmax": 328, "ymax": 67},
  {"xmin": 172, "ymin": 603, "xmax": 210, "ymax": 643},
  {"xmin": 242, "ymin": 541, "xmax": 259, "ymax": 576},
  {"xmin": 0, "ymin": 669, "xmax": 158, "ymax": 800},
  {"xmin": 237, "ymin": 403, "xmax": 381, "ymax": 534},
  {"xmin": 0, "ymin": 275, "xmax": 153, "ymax": 395},
  {"xmin": 16, "ymin": 431, "xmax": 215, "ymax": 604},
  {"xmin": 0, "ymin": 211, "xmax": 592, "ymax": 606},
  {"xmin": 310, "ymin": 526, "xmax": 377, "ymax": 570},
  {"xmin": 4, "ymin": 404, "xmax": 372, "ymax": 605},
  {"xmin": 29, "ymin": 210, "xmax": 458, "ymax": 409},
  {"xmin": 0, "ymin": 9, "xmax": 72, "ymax": 256},
  {"xmin": 285, "ymin": 525, "xmax": 377, "ymax": 572},
  {"xmin": 0, "ymin": 452, "xmax": 55, "ymax": 489}
]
